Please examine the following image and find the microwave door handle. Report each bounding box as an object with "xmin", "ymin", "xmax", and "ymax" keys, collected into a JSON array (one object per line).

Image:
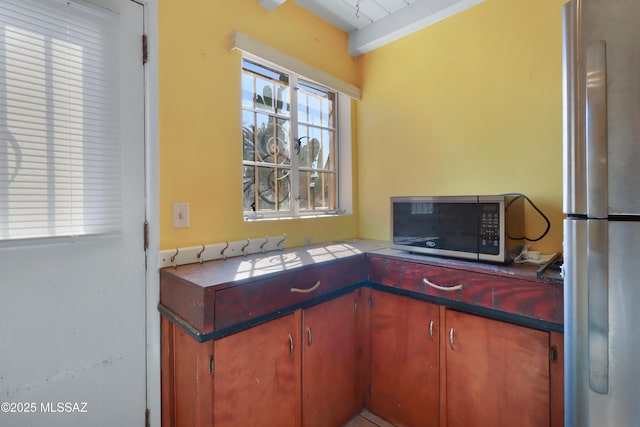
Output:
[
  {"xmin": 588, "ymin": 220, "xmax": 609, "ymax": 394},
  {"xmin": 585, "ymin": 41, "xmax": 608, "ymax": 218}
]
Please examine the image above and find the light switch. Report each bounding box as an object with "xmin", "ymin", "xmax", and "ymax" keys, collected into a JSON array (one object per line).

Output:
[{"xmin": 173, "ymin": 202, "xmax": 190, "ymax": 228}]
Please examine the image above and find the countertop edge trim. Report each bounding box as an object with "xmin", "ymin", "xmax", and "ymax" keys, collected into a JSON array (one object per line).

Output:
[
  {"xmin": 159, "ymin": 282, "xmax": 364, "ymax": 343},
  {"xmin": 159, "ymin": 280, "xmax": 563, "ymax": 343}
]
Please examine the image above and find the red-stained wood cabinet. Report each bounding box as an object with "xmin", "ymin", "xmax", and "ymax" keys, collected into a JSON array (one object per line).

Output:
[
  {"xmin": 302, "ymin": 293, "xmax": 360, "ymax": 427},
  {"xmin": 161, "ymin": 252, "xmax": 564, "ymax": 427},
  {"xmin": 442, "ymin": 309, "xmax": 554, "ymax": 427},
  {"xmin": 368, "ymin": 290, "xmax": 440, "ymax": 427},
  {"xmin": 161, "ymin": 291, "xmax": 361, "ymax": 427},
  {"xmin": 213, "ymin": 311, "xmax": 302, "ymax": 427},
  {"xmin": 363, "ymin": 293, "xmax": 564, "ymax": 427}
]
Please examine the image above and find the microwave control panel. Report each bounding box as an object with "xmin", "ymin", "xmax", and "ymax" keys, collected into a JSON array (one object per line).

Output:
[{"xmin": 479, "ymin": 203, "xmax": 500, "ymax": 254}]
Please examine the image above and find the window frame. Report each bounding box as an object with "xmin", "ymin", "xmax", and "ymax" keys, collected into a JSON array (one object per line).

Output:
[{"xmin": 241, "ymin": 53, "xmax": 352, "ymax": 221}]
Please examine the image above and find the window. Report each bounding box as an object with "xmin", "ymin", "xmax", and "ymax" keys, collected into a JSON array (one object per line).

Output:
[
  {"xmin": 0, "ymin": 0, "xmax": 121, "ymax": 244},
  {"xmin": 242, "ymin": 57, "xmax": 342, "ymax": 219}
]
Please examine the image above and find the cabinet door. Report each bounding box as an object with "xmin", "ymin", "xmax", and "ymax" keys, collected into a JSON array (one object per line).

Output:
[
  {"xmin": 213, "ymin": 312, "xmax": 302, "ymax": 427},
  {"xmin": 369, "ymin": 290, "xmax": 440, "ymax": 427},
  {"xmin": 444, "ymin": 309, "xmax": 550, "ymax": 427},
  {"xmin": 302, "ymin": 292, "xmax": 359, "ymax": 427},
  {"xmin": 550, "ymin": 331, "xmax": 564, "ymax": 427}
]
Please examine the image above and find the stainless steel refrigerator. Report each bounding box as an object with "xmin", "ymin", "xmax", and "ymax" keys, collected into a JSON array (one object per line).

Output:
[{"xmin": 563, "ymin": 0, "xmax": 640, "ymax": 425}]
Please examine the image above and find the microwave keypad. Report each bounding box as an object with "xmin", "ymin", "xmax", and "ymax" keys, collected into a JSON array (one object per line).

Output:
[{"xmin": 479, "ymin": 205, "xmax": 500, "ymax": 254}]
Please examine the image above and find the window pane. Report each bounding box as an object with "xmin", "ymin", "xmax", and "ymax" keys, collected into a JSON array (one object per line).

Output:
[
  {"xmin": 243, "ymin": 165, "xmax": 291, "ymax": 212},
  {"xmin": 322, "ymin": 97, "xmax": 334, "ymax": 128},
  {"xmin": 242, "ymin": 110, "xmax": 256, "ymax": 162},
  {"xmin": 241, "ymin": 73, "xmax": 255, "ymax": 109},
  {"xmin": 243, "ymin": 59, "xmax": 289, "ymax": 85},
  {"xmin": 307, "ymin": 95, "xmax": 321, "ymax": 126},
  {"xmin": 255, "ymin": 77, "xmax": 275, "ymax": 112},
  {"xmin": 320, "ymin": 129, "xmax": 335, "ymax": 170},
  {"xmin": 242, "ymin": 59, "xmax": 290, "ymax": 115},
  {"xmin": 297, "ymin": 126, "xmax": 336, "ymax": 171},
  {"xmin": 298, "ymin": 135, "xmax": 319, "ymax": 169},
  {"xmin": 298, "ymin": 171, "xmax": 336, "ymax": 210},
  {"xmin": 243, "ymin": 113, "xmax": 290, "ymax": 165},
  {"xmin": 298, "ymin": 81, "xmax": 334, "ymax": 128}
]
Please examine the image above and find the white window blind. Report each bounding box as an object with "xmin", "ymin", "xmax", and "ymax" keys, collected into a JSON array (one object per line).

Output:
[{"xmin": 0, "ymin": 0, "xmax": 121, "ymax": 244}]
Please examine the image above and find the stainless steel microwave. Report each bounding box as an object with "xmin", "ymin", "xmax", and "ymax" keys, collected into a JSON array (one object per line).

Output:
[{"xmin": 390, "ymin": 195, "xmax": 525, "ymax": 263}]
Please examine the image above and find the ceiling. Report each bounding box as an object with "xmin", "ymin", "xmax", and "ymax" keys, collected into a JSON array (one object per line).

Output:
[{"xmin": 259, "ymin": 0, "xmax": 485, "ymax": 56}]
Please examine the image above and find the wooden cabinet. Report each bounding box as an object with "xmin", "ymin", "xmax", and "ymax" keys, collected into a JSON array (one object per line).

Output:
[
  {"xmin": 366, "ymin": 254, "xmax": 563, "ymax": 326},
  {"xmin": 364, "ymin": 253, "xmax": 564, "ymax": 427},
  {"xmin": 213, "ymin": 312, "xmax": 302, "ymax": 427},
  {"xmin": 161, "ymin": 292, "xmax": 360, "ymax": 427},
  {"xmin": 549, "ymin": 331, "xmax": 564, "ymax": 427},
  {"xmin": 363, "ymin": 293, "xmax": 564, "ymax": 427},
  {"xmin": 214, "ymin": 258, "xmax": 364, "ymax": 330},
  {"xmin": 302, "ymin": 293, "xmax": 360, "ymax": 427},
  {"xmin": 161, "ymin": 248, "xmax": 565, "ymax": 427},
  {"xmin": 159, "ymin": 256, "xmax": 365, "ymax": 335},
  {"xmin": 161, "ymin": 315, "xmax": 214, "ymax": 427},
  {"xmin": 442, "ymin": 309, "xmax": 552, "ymax": 427},
  {"xmin": 368, "ymin": 290, "xmax": 440, "ymax": 427}
]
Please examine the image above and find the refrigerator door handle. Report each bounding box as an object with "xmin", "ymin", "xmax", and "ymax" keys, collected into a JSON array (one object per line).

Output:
[
  {"xmin": 562, "ymin": 0, "xmax": 584, "ymax": 215},
  {"xmin": 588, "ymin": 219, "xmax": 609, "ymax": 394},
  {"xmin": 585, "ymin": 41, "xmax": 608, "ymax": 219}
]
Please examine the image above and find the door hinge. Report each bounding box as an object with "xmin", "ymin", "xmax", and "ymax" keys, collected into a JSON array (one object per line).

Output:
[
  {"xmin": 145, "ymin": 408, "xmax": 150, "ymax": 427},
  {"xmin": 143, "ymin": 220, "xmax": 149, "ymax": 251},
  {"xmin": 142, "ymin": 34, "xmax": 148, "ymax": 64},
  {"xmin": 208, "ymin": 356, "xmax": 215, "ymax": 374}
]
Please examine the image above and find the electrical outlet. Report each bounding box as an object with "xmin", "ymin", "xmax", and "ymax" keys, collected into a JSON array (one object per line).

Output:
[
  {"xmin": 304, "ymin": 236, "xmax": 312, "ymax": 245},
  {"xmin": 173, "ymin": 202, "xmax": 190, "ymax": 228}
]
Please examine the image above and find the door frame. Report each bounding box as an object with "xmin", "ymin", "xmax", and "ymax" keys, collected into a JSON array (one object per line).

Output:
[{"xmin": 137, "ymin": 1, "xmax": 161, "ymax": 426}]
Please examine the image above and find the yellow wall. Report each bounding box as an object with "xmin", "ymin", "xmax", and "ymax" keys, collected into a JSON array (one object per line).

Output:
[
  {"xmin": 356, "ymin": 0, "xmax": 565, "ymax": 253},
  {"xmin": 159, "ymin": 0, "xmax": 359, "ymax": 250},
  {"xmin": 160, "ymin": 0, "xmax": 566, "ymax": 255}
]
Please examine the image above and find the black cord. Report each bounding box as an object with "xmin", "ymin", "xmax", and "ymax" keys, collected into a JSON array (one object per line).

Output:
[{"xmin": 501, "ymin": 193, "xmax": 551, "ymax": 242}]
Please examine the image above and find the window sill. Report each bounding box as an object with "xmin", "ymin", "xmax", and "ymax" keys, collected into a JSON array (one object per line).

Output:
[{"xmin": 244, "ymin": 210, "xmax": 349, "ymax": 221}]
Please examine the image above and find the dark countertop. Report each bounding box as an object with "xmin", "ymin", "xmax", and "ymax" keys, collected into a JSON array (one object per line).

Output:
[
  {"xmin": 368, "ymin": 246, "xmax": 560, "ymax": 283},
  {"xmin": 159, "ymin": 239, "xmax": 389, "ymax": 288},
  {"xmin": 159, "ymin": 239, "xmax": 563, "ymax": 340},
  {"xmin": 160, "ymin": 238, "xmax": 560, "ymax": 286}
]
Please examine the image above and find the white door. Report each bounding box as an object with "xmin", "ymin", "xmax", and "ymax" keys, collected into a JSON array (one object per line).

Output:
[{"xmin": 0, "ymin": 0, "xmax": 146, "ymax": 426}]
